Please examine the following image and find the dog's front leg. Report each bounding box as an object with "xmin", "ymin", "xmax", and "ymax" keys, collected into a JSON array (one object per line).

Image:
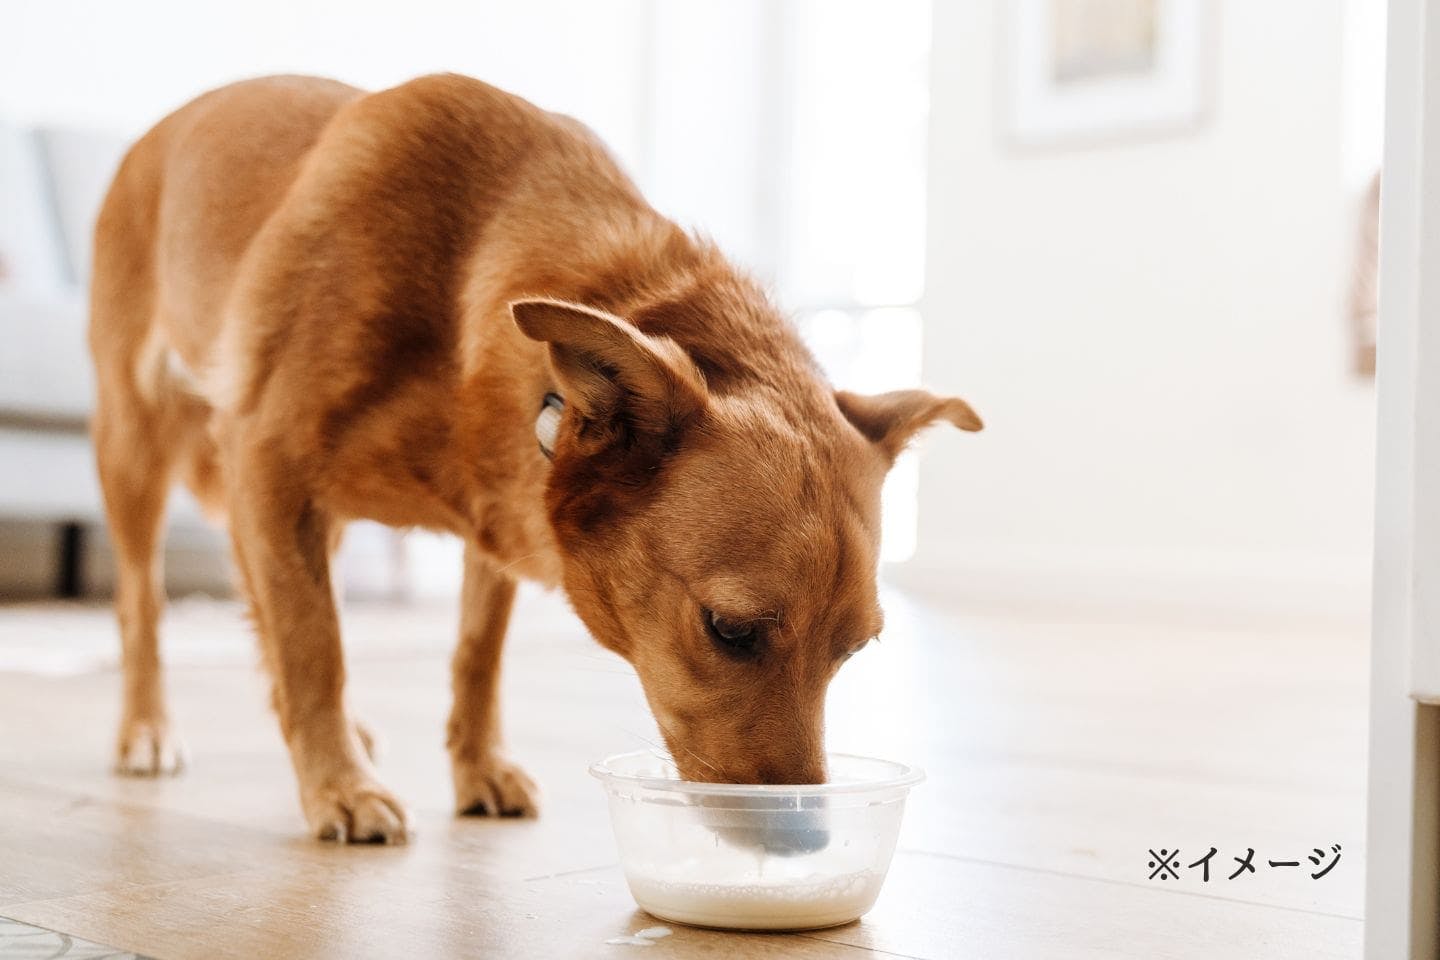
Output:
[
  {"xmin": 229, "ymin": 448, "xmax": 409, "ymax": 843},
  {"xmin": 447, "ymin": 543, "xmax": 539, "ymax": 817}
]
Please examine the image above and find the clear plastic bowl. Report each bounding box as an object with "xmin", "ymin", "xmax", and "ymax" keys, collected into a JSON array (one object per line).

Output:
[{"xmin": 590, "ymin": 751, "xmax": 923, "ymax": 931}]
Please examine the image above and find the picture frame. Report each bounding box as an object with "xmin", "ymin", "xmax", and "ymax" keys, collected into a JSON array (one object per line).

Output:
[{"xmin": 1004, "ymin": 0, "xmax": 1212, "ymax": 147}]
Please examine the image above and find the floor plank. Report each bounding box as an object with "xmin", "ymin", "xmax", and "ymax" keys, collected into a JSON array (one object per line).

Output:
[{"xmin": 0, "ymin": 589, "xmax": 1366, "ymax": 958}]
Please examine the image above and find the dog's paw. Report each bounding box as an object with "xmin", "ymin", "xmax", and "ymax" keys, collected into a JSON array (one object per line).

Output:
[
  {"xmin": 303, "ymin": 775, "xmax": 411, "ymax": 844},
  {"xmin": 453, "ymin": 754, "xmax": 540, "ymax": 818},
  {"xmin": 115, "ymin": 717, "xmax": 186, "ymax": 776}
]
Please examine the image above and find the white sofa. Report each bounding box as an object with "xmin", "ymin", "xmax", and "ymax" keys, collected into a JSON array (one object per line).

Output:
[
  {"xmin": 0, "ymin": 122, "xmax": 110, "ymax": 518},
  {"xmin": 0, "ymin": 118, "xmax": 415, "ymax": 600},
  {"xmin": 0, "ymin": 120, "xmax": 228, "ymax": 596}
]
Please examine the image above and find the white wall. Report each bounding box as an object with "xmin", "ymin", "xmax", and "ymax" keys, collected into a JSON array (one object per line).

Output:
[
  {"xmin": 904, "ymin": 0, "xmax": 1377, "ymax": 622},
  {"xmin": 7, "ymin": 1, "xmax": 1374, "ymax": 619},
  {"xmin": 0, "ymin": 0, "xmax": 650, "ymax": 167}
]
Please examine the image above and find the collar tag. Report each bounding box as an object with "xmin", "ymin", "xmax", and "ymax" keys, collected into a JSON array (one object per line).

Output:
[{"xmin": 536, "ymin": 392, "xmax": 564, "ymax": 460}]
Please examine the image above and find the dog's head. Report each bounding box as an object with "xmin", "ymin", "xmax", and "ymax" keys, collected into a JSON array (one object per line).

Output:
[{"xmin": 513, "ymin": 297, "xmax": 980, "ymax": 785}]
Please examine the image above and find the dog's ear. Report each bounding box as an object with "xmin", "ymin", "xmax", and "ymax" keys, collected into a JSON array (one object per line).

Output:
[
  {"xmin": 511, "ymin": 298, "xmax": 707, "ymax": 436},
  {"xmin": 835, "ymin": 388, "xmax": 983, "ymax": 460}
]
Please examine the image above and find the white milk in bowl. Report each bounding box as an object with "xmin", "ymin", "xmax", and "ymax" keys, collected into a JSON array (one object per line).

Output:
[
  {"xmin": 627, "ymin": 857, "xmax": 885, "ymax": 930},
  {"xmin": 591, "ymin": 751, "xmax": 922, "ymax": 931}
]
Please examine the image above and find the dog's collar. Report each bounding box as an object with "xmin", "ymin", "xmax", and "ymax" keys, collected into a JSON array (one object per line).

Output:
[{"xmin": 536, "ymin": 392, "xmax": 564, "ymax": 460}]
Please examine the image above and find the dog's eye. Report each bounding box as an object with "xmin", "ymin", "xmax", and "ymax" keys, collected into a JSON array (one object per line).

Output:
[{"xmin": 704, "ymin": 609, "xmax": 759, "ymax": 657}]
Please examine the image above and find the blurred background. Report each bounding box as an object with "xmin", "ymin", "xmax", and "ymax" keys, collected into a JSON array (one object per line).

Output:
[{"xmin": 0, "ymin": 0, "xmax": 1384, "ymax": 628}]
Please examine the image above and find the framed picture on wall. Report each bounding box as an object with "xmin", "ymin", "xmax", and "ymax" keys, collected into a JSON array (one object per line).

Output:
[{"xmin": 1004, "ymin": 0, "xmax": 1212, "ymax": 146}]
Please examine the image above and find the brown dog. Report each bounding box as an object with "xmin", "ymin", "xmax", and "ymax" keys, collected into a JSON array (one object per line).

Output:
[{"xmin": 88, "ymin": 74, "xmax": 981, "ymax": 843}]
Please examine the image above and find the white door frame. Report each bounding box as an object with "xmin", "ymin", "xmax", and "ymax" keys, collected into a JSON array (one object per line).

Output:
[{"xmin": 1366, "ymin": 0, "xmax": 1440, "ymax": 955}]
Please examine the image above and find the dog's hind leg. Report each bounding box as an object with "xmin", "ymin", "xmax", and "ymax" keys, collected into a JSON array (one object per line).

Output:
[
  {"xmin": 448, "ymin": 544, "xmax": 539, "ymax": 817},
  {"xmin": 93, "ymin": 370, "xmax": 187, "ymax": 776},
  {"xmin": 90, "ymin": 140, "xmax": 191, "ymax": 776}
]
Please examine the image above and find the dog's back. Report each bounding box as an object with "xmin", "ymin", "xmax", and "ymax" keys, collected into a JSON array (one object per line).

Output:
[
  {"xmin": 91, "ymin": 76, "xmax": 361, "ymax": 395},
  {"xmin": 90, "ymin": 73, "xmax": 655, "ymax": 526}
]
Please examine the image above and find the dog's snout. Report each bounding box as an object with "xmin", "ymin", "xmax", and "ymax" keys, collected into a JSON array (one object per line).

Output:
[{"xmin": 755, "ymin": 761, "xmax": 826, "ymax": 786}]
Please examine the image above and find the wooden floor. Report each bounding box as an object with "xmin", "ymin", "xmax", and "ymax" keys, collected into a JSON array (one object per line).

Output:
[{"xmin": 0, "ymin": 587, "xmax": 1367, "ymax": 958}]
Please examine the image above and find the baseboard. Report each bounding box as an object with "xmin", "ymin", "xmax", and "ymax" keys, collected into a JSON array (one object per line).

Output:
[
  {"xmin": 885, "ymin": 543, "xmax": 1373, "ymax": 630},
  {"xmin": 0, "ymin": 520, "xmax": 65, "ymax": 597},
  {"xmin": 0, "ymin": 517, "xmax": 233, "ymax": 601},
  {"xmin": 82, "ymin": 521, "xmax": 233, "ymax": 599}
]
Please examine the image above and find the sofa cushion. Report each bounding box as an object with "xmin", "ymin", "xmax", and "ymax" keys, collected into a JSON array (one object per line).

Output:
[
  {"xmin": 0, "ymin": 121, "xmax": 68, "ymax": 294},
  {"xmin": 0, "ymin": 428, "xmax": 100, "ymax": 520},
  {"xmin": 36, "ymin": 127, "xmax": 129, "ymax": 289},
  {"xmin": 0, "ymin": 288, "xmax": 91, "ymax": 422}
]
